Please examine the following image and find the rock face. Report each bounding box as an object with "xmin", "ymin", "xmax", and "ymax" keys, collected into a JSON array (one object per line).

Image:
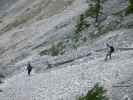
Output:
[
  {"xmin": 0, "ymin": 44, "xmax": 133, "ymax": 100},
  {"xmin": 0, "ymin": 0, "xmax": 133, "ymax": 100},
  {"xmin": 0, "ymin": 0, "xmax": 18, "ymax": 13},
  {"xmin": 0, "ymin": 0, "xmax": 78, "ymax": 75}
]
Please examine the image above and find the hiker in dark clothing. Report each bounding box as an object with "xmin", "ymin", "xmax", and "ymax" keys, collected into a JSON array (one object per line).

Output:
[
  {"xmin": 26, "ymin": 62, "xmax": 33, "ymax": 76},
  {"xmin": 105, "ymin": 43, "xmax": 115, "ymax": 61}
]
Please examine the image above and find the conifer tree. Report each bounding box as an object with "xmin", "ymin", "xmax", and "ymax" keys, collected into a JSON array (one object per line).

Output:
[{"xmin": 86, "ymin": 0, "xmax": 106, "ymax": 26}]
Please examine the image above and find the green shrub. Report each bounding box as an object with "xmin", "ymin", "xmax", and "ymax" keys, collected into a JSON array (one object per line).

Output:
[
  {"xmin": 126, "ymin": 0, "xmax": 133, "ymax": 14},
  {"xmin": 71, "ymin": 0, "xmax": 106, "ymax": 47},
  {"xmin": 72, "ymin": 41, "xmax": 80, "ymax": 49},
  {"xmin": 73, "ymin": 14, "xmax": 88, "ymax": 43},
  {"xmin": 49, "ymin": 42, "xmax": 65, "ymax": 56},
  {"xmin": 39, "ymin": 41, "xmax": 65, "ymax": 56},
  {"xmin": 86, "ymin": 0, "xmax": 107, "ymax": 24},
  {"xmin": 72, "ymin": 13, "xmax": 90, "ymax": 48},
  {"xmin": 75, "ymin": 14, "xmax": 90, "ymax": 33},
  {"xmin": 78, "ymin": 84, "xmax": 108, "ymax": 100},
  {"xmin": 49, "ymin": 43, "xmax": 60, "ymax": 56},
  {"xmin": 85, "ymin": 4, "xmax": 98, "ymax": 18}
]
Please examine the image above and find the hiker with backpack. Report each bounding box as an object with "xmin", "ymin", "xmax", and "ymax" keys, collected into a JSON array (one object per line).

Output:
[
  {"xmin": 26, "ymin": 62, "xmax": 33, "ymax": 76},
  {"xmin": 105, "ymin": 43, "xmax": 115, "ymax": 61}
]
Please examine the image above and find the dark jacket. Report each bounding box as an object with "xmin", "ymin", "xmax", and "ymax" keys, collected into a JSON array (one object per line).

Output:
[{"xmin": 27, "ymin": 63, "xmax": 32, "ymax": 71}]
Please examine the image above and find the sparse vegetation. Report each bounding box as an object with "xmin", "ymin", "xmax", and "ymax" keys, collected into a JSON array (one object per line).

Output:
[
  {"xmin": 72, "ymin": 11, "xmax": 90, "ymax": 48},
  {"xmin": 71, "ymin": 0, "xmax": 107, "ymax": 48},
  {"xmin": 86, "ymin": 0, "xmax": 100, "ymax": 24},
  {"xmin": 49, "ymin": 43, "xmax": 61, "ymax": 56},
  {"xmin": 39, "ymin": 41, "xmax": 65, "ymax": 56},
  {"xmin": 78, "ymin": 84, "xmax": 108, "ymax": 100},
  {"xmin": 126, "ymin": 0, "xmax": 133, "ymax": 14},
  {"xmin": 86, "ymin": 0, "xmax": 106, "ymax": 25},
  {"xmin": 48, "ymin": 42, "xmax": 65, "ymax": 56},
  {"xmin": 75, "ymin": 14, "xmax": 90, "ymax": 34}
]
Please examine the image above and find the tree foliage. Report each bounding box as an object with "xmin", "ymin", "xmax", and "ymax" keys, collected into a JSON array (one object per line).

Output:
[
  {"xmin": 86, "ymin": 0, "xmax": 106, "ymax": 25},
  {"xmin": 72, "ymin": 13, "xmax": 90, "ymax": 48},
  {"xmin": 78, "ymin": 84, "xmax": 108, "ymax": 100},
  {"xmin": 126, "ymin": 0, "xmax": 133, "ymax": 14}
]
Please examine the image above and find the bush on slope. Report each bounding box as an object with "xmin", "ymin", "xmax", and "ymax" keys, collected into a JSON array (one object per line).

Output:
[
  {"xmin": 78, "ymin": 84, "xmax": 108, "ymax": 100},
  {"xmin": 126, "ymin": 0, "xmax": 133, "ymax": 14}
]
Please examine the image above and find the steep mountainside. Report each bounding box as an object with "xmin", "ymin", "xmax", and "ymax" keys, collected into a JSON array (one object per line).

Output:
[{"xmin": 0, "ymin": 0, "xmax": 133, "ymax": 100}]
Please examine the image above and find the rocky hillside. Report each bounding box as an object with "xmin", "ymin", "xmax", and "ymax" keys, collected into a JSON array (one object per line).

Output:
[
  {"xmin": 0, "ymin": 0, "xmax": 133, "ymax": 100},
  {"xmin": 0, "ymin": 0, "xmax": 79, "ymax": 75}
]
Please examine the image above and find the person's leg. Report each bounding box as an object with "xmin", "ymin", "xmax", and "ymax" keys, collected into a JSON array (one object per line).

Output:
[
  {"xmin": 109, "ymin": 53, "xmax": 111, "ymax": 59},
  {"xmin": 105, "ymin": 53, "xmax": 109, "ymax": 61},
  {"xmin": 28, "ymin": 69, "xmax": 31, "ymax": 76},
  {"xmin": 109, "ymin": 52, "xmax": 112, "ymax": 59},
  {"xmin": 28, "ymin": 70, "xmax": 30, "ymax": 76}
]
